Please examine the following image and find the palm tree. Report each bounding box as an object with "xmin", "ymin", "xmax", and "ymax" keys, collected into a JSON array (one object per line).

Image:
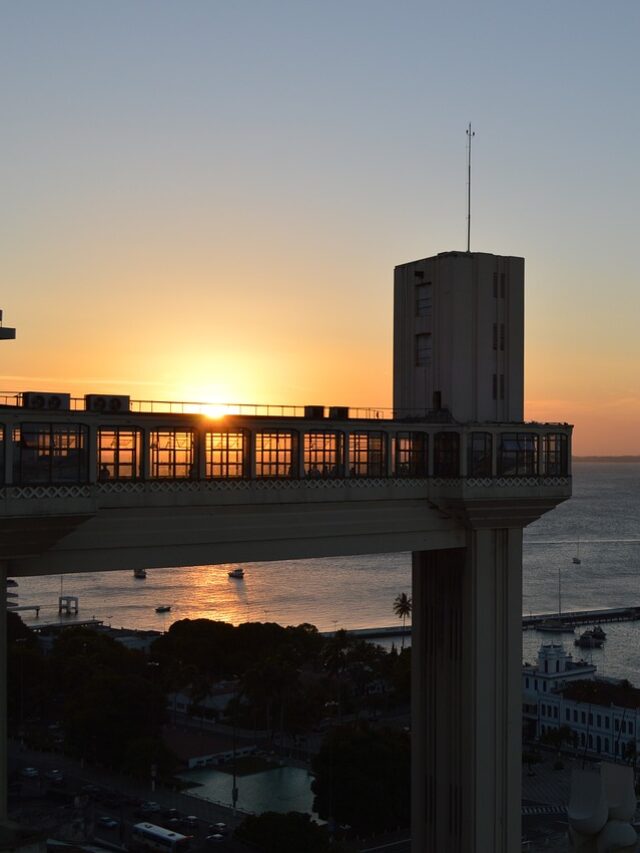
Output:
[{"xmin": 393, "ymin": 593, "xmax": 412, "ymax": 649}]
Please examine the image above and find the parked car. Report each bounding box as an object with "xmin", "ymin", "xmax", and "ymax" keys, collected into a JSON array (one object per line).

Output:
[
  {"xmin": 97, "ymin": 816, "xmax": 120, "ymax": 829},
  {"xmin": 19, "ymin": 767, "xmax": 38, "ymax": 778},
  {"xmin": 208, "ymin": 823, "xmax": 227, "ymax": 835},
  {"xmin": 205, "ymin": 835, "xmax": 225, "ymax": 847},
  {"xmin": 136, "ymin": 800, "xmax": 162, "ymax": 817},
  {"xmin": 182, "ymin": 815, "xmax": 199, "ymax": 830},
  {"xmin": 44, "ymin": 769, "xmax": 64, "ymax": 784}
]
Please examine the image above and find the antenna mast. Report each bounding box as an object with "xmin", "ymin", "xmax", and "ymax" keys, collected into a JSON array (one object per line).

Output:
[{"xmin": 466, "ymin": 122, "xmax": 475, "ymax": 253}]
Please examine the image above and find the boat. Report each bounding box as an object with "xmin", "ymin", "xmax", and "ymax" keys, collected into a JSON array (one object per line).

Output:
[
  {"xmin": 536, "ymin": 618, "xmax": 575, "ymax": 634},
  {"xmin": 573, "ymin": 540, "xmax": 581, "ymax": 565},
  {"xmin": 591, "ymin": 625, "xmax": 607, "ymax": 641},
  {"xmin": 133, "ymin": 568, "xmax": 147, "ymax": 579},
  {"xmin": 574, "ymin": 630, "xmax": 603, "ymax": 649},
  {"xmin": 155, "ymin": 605, "xmax": 171, "ymax": 613},
  {"xmin": 228, "ymin": 568, "xmax": 244, "ymax": 579}
]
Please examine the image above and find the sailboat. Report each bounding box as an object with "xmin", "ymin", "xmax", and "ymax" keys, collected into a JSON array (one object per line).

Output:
[
  {"xmin": 573, "ymin": 540, "xmax": 581, "ymax": 565},
  {"xmin": 536, "ymin": 563, "xmax": 574, "ymax": 633}
]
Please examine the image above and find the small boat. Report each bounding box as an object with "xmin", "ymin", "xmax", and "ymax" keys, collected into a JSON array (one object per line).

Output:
[
  {"xmin": 155, "ymin": 605, "xmax": 171, "ymax": 613},
  {"xmin": 573, "ymin": 541, "xmax": 581, "ymax": 565},
  {"xmin": 575, "ymin": 630, "xmax": 603, "ymax": 649},
  {"xmin": 133, "ymin": 568, "xmax": 147, "ymax": 579},
  {"xmin": 591, "ymin": 625, "xmax": 607, "ymax": 641},
  {"xmin": 536, "ymin": 618, "xmax": 575, "ymax": 634},
  {"xmin": 228, "ymin": 567, "xmax": 244, "ymax": 579}
]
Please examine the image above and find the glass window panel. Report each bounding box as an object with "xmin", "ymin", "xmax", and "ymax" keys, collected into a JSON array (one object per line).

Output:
[
  {"xmin": 206, "ymin": 431, "xmax": 247, "ymax": 478},
  {"xmin": 394, "ymin": 432, "xmax": 427, "ymax": 476},
  {"xmin": 13, "ymin": 423, "xmax": 88, "ymax": 484},
  {"xmin": 349, "ymin": 432, "xmax": 386, "ymax": 478},
  {"xmin": 415, "ymin": 282, "xmax": 432, "ymax": 317},
  {"xmin": 468, "ymin": 432, "xmax": 492, "ymax": 477},
  {"xmin": 304, "ymin": 432, "xmax": 343, "ymax": 478},
  {"xmin": 255, "ymin": 431, "xmax": 296, "ymax": 478},
  {"xmin": 543, "ymin": 433, "xmax": 568, "ymax": 476},
  {"xmin": 98, "ymin": 428, "xmax": 141, "ymax": 480},
  {"xmin": 498, "ymin": 433, "xmax": 538, "ymax": 476},
  {"xmin": 150, "ymin": 430, "xmax": 194, "ymax": 478},
  {"xmin": 433, "ymin": 432, "xmax": 460, "ymax": 477}
]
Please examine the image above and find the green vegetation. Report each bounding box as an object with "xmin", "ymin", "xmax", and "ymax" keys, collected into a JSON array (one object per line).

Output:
[
  {"xmin": 311, "ymin": 723, "xmax": 410, "ymax": 834},
  {"xmin": 235, "ymin": 811, "xmax": 356, "ymax": 852}
]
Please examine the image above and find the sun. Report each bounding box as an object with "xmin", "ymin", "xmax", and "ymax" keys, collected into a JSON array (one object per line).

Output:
[{"xmin": 202, "ymin": 403, "xmax": 228, "ymax": 419}]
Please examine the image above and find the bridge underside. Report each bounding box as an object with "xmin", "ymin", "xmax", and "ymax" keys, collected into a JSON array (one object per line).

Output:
[{"xmin": 3, "ymin": 492, "xmax": 464, "ymax": 578}]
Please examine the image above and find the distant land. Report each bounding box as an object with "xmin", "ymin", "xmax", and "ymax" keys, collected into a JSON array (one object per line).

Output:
[{"xmin": 574, "ymin": 456, "xmax": 640, "ymax": 463}]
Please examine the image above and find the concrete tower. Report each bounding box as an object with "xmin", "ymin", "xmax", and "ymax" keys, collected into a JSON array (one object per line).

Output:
[
  {"xmin": 395, "ymin": 251, "xmax": 529, "ymax": 852},
  {"xmin": 394, "ymin": 251, "xmax": 524, "ymax": 422}
]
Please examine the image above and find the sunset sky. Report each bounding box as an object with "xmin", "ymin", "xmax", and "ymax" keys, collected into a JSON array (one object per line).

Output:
[{"xmin": 1, "ymin": 1, "xmax": 639, "ymax": 454}]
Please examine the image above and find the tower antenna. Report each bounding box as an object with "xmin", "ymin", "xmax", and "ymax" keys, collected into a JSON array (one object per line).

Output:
[{"xmin": 466, "ymin": 122, "xmax": 475, "ymax": 253}]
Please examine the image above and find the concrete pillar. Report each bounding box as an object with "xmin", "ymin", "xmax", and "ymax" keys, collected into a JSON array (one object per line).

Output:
[
  {"xmin": 0, "ymin": 560, "xmax": 7, "ymax": 822},
  {"xmin": 412, "ymin": 527, "xmax": 523, "ymax": 853}
]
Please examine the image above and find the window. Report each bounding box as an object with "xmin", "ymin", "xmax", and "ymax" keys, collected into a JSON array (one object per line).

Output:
[
  {"xmin": 596, "ymin": 736, "xmax": 601, "ymax": 753},
  {"xmin": 416, "ymin": 282, "xmax": 432, "ymax": 317},
  {"xmin": 304, "ymin": 432, "xmax": 343, "ymax": 478},
  {"xmin": 588, "ymin": 734, "xmax": 593, "ymax": 749},
  {"xmin": 206, "ymin": 432, "xmax": 247, "ymax": 478},
  {"xmin": 13, "ymin": 423, "xmax": 88, "ymax": 484},
  {"xmin": 394, "ymin": 432, "xmax": 427, "ymax": 476},
  {"xmin": 544, "ymin": 660, "xmax": 548, "ymax": 673},
  {"xmin": 534, "ymin": 679, "xmax": 538, "ymax": 690},
  {"xmin": 492, "ymin": 323, "xmax": 498, "ymax": 350},
  {"xmin": 597, "ymin": 714, "xmax": 601, "ymax": 728},
  {"xmin": 468, "ymin": 432, "xmax": 492, "ymax": 477},
  {"xmin": 544, "ymin": 433, "xmax": 568, "ymax": 476},
  {"xmin": 97, "ymin": 428, "xmax": 141, "ymax": 480},
  {"xmin": 500, "ymin": 272, "xmax": 506, "ymax": 298},
  {"xmin": 498, "ymin": 433, "xmax": 538, "ymax": 476},
  {"xmin": 349, "ymin": 432, "xmax": 386, "ymax": 478},
  {"xmin": 543, "ymin": 682, "xmax": 547, "ymax": 693},
  {"xmin": 565, "ymin": 709, "xmax": 570, "ymax": 722},
  {"xmin": 605, "ymin": 717, "xmax": 610, "ymax": 729},
  {"xmin": 150, "ymin": 431, "xmax": 194, "ymax": 478},
  {"xmin": 525, "ymin": 678, "xmax": 530, "ymax": 689},
  {"xmin": 621, "ymin": 720, "xmax": 626, "ymax": 734},
  {"xmin": 500, "ymin": 323, "xmax": 505, "ymax": 351},
  {"xmin": 556, "ymin": 660, "xmax": 560, "ymax": 672},
  {"xmin": 580, "ymin": 733, "xmax": 585, "ymax": 746},
  {"xmin": 573, "ymin": 710, "xmax": 578, "ymax": 723},
  {"xmin": 582, "ymin": 712, "xmax": 586, "ymax": 724},
  {"xmin": 492, "ymin": 373, "xmax": 497, "ymax": 400},
  {"xmin": 588, "ymin": 713, "xmax": 593, "ymax": 725},
  {"xmin": 493, "ymin": 272, "xmax": 498, "ymax": 298},
  {"xmin": 615, "ymin": 719, "xmax": 619, "ymax": 731},
  {"xmin": 629, "ymin": 722, "xmax": 634, "ymax": 735},
  {"xmin": 499, "ymin": 374, "xmax": 505, "ymax": 400},
  {"xmin": 433, "ymin": 432, "xmax": 460, "ymax": 477},
  {"xmin": 605, "ymin": 738, "xmax": 609, "ymax": 753},
  {"xmin": 256, "ymin": 432, "xmax": 297, "ymax": 478},
  {"xmin": 415, "ymin": 333, "xmax": 432, "ymax": 367},
  {"xmin": 554, "ymin": 707, "xmax": 558, "ymax": 719}
]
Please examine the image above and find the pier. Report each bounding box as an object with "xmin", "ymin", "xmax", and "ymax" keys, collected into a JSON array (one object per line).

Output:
[{"xmin": 523, "ymin": 606, "xmax": 640, "ymax": 630}]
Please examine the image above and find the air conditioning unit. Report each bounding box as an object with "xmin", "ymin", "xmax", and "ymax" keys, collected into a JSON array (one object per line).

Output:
[
  {"xmin": 304, "ymin": 405, "xmax": 325, "ymax": 419},
  {"xmin": 329, "ymin": 406, "xmax": 350, "ymax": 420},
  {"xmin": 85, "ymin": 394, "xmax": 131, "ymax": 414},
  {"xmin": 22, "ymin": 391, "xmax": 71, "ymax": 411}
]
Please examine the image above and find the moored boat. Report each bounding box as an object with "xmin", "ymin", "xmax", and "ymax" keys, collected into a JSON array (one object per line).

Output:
[
  {"xmin": 536, "ymin": 618, "xmax": 575, "ymax": 634},
  {"xmin": 133, "ymin": 568, "xmax": 147, "ymax": 579},
  {"xmin": 575, "ymin": 630, "xmax": 603, "ymax": 649},
  {"xmin": 155, "ymin": 604, "xmax": 171, "ymax": 613},
  {"xmin": 228, "ymin": 567, "xmax": 244, "ymax": 579}
]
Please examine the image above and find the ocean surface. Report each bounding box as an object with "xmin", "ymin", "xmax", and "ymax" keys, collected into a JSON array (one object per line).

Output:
[{"xmin": 12, "ymin": 462, "xmax": 640, "ymax": 682}]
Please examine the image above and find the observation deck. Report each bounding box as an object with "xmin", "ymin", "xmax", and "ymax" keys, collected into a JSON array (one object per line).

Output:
[{"xmin": 0, "ymin": 392, "xmax": 571, "ymax": 577}]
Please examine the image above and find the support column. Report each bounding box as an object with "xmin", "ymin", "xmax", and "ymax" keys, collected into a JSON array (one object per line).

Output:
[
  {"xmin": 412, "ymin": 527, "xmax": 523, "ymax": 853},
  {"xmin": 0, "ymin": 560, "xmax": 7, "ymax": 823}
]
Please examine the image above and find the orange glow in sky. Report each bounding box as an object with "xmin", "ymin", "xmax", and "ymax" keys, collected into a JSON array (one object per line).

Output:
[{"xmin": 2, "ymin": 3, "xmax": 638, "ymax": 457}]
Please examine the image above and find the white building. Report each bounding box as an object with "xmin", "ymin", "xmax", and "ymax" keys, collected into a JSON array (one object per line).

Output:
[{"xmin": 522, "ymin": 643, "xmax": 639, "ymax": 760}]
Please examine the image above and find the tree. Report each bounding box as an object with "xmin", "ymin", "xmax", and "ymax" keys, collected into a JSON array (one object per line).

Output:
[
  {"xmin": 235, "ymin": 811, "xmax": 355, "ymax": 853},
  {"xmin": 393, "ymin": 593, "xmax": 412, "ymax": 649},
  {"xmin": 311, "ymin": 723, "xmax": 410, "ymax": 835}
]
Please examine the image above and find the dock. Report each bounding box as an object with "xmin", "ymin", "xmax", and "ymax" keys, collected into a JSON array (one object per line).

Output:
[
  {"xmin": 6, "ymin": 604, "xmax": 41, "ymax": 616},
  {"xmin": 321, "ymin": 606, "xmax": 640, "ymax": 642},
  {"xmin": 522, "ymin": 606, "xmax": 640, "ymax": 630}
]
